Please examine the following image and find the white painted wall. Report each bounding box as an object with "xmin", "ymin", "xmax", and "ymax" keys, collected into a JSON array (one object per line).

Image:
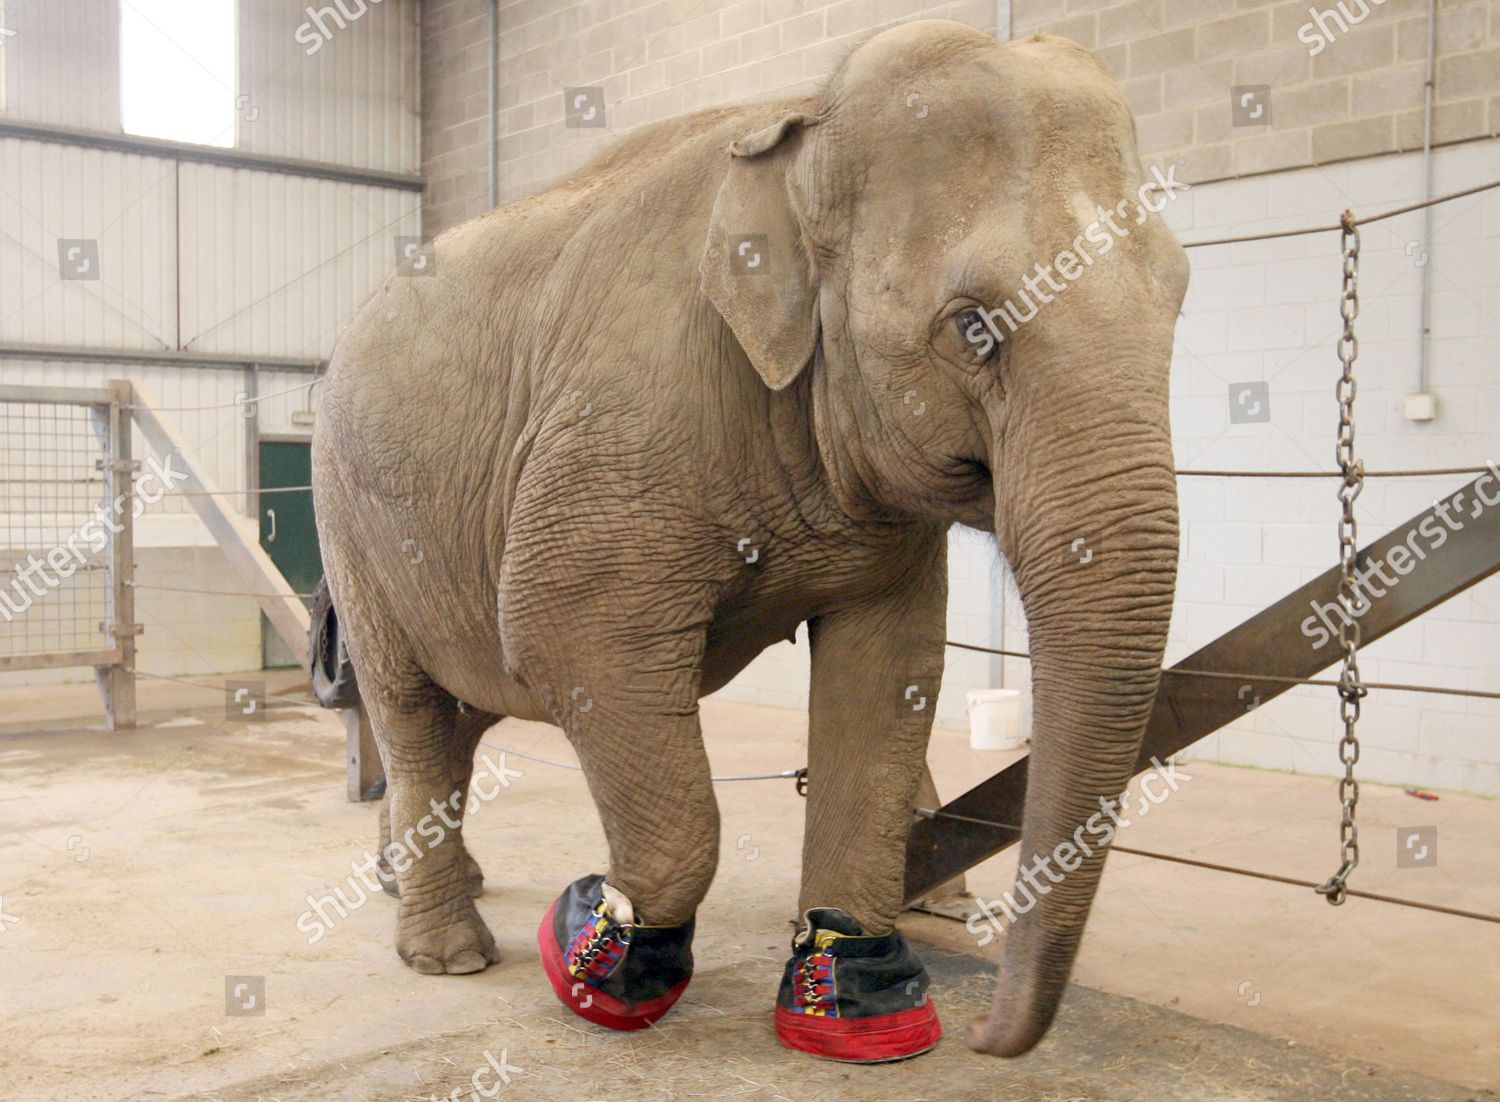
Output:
[
  {"xmin": 719, "ymin": 136, "xmax": 1500, "ymax": 796},
  {"xmin": 1156, "ymin": 136, "xmax": 1500, "ymax": 797},
  {"xmin": 709, "ymin": 527, "xmax": 1009, "ymax": 730}
]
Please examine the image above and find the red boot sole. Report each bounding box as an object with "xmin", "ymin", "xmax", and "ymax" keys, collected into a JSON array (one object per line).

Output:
[
  {"xmin": 537, "ymin": 900, "xmax": 689, "ymax": 1031},
  {"xmin": 774, "ymin": 1001, "xmax": 942, "ymax": 1063}
]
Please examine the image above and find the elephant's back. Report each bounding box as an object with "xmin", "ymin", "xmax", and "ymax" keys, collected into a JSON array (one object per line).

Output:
[{"xmin": 312, "ymin": 236, "xmax": 524, "ymax": 639}]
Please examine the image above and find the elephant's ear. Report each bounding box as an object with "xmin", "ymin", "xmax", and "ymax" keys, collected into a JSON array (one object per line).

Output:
[{"xmin": 700, "ymin": 113, "xmax": 821, "ymax": 391}]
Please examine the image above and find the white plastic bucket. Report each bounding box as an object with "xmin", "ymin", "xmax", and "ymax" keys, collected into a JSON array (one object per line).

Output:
[{"xmin": 966, "ymin": 688, "xmax": 1025, "ymax": 751}]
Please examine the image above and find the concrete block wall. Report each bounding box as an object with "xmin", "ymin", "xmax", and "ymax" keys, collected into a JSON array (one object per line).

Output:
[
  {"xmin": 124, "ymin": 546, "xmax": 263, "ymax": 678},
  {"xmin": 422, "ymin": 0, "xmax": 1006, "ymax": 234},
  {"xmin": 1012, "ymin": 0, "xmax": 1500, "ymax": 183},
  {"xmin": 422, "ymin": 0, "xmax": 496, "ymax": 234}
]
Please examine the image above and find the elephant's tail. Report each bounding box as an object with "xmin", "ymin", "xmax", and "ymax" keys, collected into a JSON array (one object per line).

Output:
[{"xmin": 309, "ymin": 576, "xmax": 361, "ymax": 709}]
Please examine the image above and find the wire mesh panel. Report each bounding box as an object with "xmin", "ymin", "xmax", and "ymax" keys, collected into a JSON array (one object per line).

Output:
[{"xmin": 0, "ymin": 396, "xmax": 110, "ymax": 658}]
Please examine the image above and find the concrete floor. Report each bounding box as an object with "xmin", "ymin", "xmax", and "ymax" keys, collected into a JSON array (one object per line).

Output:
[{"xmin": 1, "ymin": 673, "xmax": 1497, "ymax": 1101}]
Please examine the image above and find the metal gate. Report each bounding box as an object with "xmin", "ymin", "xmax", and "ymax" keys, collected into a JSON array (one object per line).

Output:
[{"xmin": 0, "ymin": 381, "xmax": 136, "ymax": 727}]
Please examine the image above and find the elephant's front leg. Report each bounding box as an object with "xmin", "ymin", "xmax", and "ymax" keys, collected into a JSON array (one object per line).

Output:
[
  {"xmin": 780, "ymin": 546, "xmax": 947, "ymax": 1062},
  {"xmin": 503, "ymin": 577, "xmax": 718, "ymax": 1033}
]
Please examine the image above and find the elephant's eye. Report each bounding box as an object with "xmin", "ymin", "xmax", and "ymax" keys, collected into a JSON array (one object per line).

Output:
[{"xmin": 953, "ymin": 307, "xmax": 1002, "ymax": 366}]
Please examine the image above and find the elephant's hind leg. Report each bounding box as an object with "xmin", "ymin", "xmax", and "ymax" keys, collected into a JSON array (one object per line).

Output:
[
  {"xmin": 451, "ymin": 707, "xmax": 502, "ymax": 896},
  {"xmin": 378, "ymin": 706, "xmax": 499, "ymax": 900},
  {"xmin": 364, "ymin": 669, "xmax": 502, "ymax": 975}
]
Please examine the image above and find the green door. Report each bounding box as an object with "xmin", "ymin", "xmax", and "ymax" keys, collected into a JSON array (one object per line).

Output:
[{"xmin": 258, "ymin": 440, "xmax": 322, "ymax": 669}]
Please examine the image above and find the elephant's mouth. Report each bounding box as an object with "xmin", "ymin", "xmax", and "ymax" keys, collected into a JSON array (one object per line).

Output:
[
  {"xmin": 956, "ymin": 457, "xmax": 991, "ymax": 492},
  {"xmin": 943, "ymin": 458, "xmax": 994, "ymax": 528}
]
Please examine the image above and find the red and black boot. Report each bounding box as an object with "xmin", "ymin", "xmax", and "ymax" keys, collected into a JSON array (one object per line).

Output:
[
  {"xmin": 774, "ymin": 907, "xmax": 942, "ymax": 1062},
  {"xmin": 538, "ymin": 874, "xmax": 694, "ymax": 1031}
]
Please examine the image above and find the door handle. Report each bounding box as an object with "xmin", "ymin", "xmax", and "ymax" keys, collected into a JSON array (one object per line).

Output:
[{"xmin": 266, "ymin": 507, "xmax": 277, "ymax": 542}]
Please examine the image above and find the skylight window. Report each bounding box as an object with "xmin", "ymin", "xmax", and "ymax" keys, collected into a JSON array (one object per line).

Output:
[{"xmin": 120, "ymin": 0, "xmax": 235, "ymax": 147}]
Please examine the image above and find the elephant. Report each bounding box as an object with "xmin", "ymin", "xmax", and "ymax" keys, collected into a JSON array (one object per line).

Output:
[{"xmin": 312, "ymin": 19, "xmax": 1188, "ymax": 1061}]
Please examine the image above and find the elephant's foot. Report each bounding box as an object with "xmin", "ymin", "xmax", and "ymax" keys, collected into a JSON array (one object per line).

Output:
[
  {"xmin": 463, "ymin": 849, "xmax": 485, "ymax": 897},
  {"xmin": 397, "ymin": 896, "xmax": 501, "ymax": 975},
  {"xmin": 538, "ymin": 874, "xmax": 695, "ymax": 1030},
  {"xmin": 774, "ymin": 908, "xmax": 941, "ymax": 1063},
  {"xmin": 378, "ymin": 847, "xmax": 485, "ymax": 900},
  {"xmin": 378, "ymin": 853, "xmax": 400, "ymax": 898}
]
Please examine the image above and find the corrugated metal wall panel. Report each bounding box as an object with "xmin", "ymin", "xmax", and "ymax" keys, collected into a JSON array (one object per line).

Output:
[
  {"xmin": 177, "ymin": 162, "xmax": 419, "ymax": 359},
  {"xmin": 0, "ymin": 0, "xmax": 122, "ymax": 130},
  {"xmin": 237, "ymin": 0, "xmax": 421, "ymax": 174},
  {"xmin": 0, "ymin": 138, "xmax": 177, "ymax": 349}
]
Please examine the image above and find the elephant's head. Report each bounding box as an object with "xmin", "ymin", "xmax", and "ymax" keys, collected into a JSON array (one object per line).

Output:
[{"xmin": 702, "ymin": 22, "xmax": 1188, "ymax": 1055}]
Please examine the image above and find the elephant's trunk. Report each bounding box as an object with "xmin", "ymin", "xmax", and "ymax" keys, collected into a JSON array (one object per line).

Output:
[{"xmin": 971, "ymin": 407, "xmax": 1178, "ymax": 1057}]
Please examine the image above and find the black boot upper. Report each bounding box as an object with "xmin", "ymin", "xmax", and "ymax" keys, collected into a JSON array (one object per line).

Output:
[
  {"xmin": 777, "ymin": 907, "xmax": 931, "ymax": 1019},
  {"xmin": 551, "ymin": 874, "xmax": 695, "ymax": 1003}
]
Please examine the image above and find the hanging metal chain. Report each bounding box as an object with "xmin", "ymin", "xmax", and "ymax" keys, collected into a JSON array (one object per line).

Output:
[{"xmin": 1317, "ymin": 210, "xmax": 1367, "ymax": 907}]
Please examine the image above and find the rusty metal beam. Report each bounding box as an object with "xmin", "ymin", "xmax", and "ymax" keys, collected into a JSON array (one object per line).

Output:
[{"xmin": 905, "ymin": 472, "xmax": 1500, "ymax": 901}]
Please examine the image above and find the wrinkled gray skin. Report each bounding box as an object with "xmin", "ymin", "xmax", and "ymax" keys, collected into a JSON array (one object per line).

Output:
[{"xmin": 314, "ymin": 21, "xmax": 1187, "ymax": 1057}]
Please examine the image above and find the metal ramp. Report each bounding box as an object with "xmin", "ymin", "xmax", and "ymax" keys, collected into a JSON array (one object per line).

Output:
[{"xmin": 905, "ymin": 471, "xmax": 1500, "ymax": 902}]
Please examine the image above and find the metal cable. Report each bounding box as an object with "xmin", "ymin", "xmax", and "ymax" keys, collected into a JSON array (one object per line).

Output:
[
  {"xmin": 911, "ymin": 807, "xmax": 1500, "ymax": 926},
  {"xmin": 131, "ymin": 669, "xmax": 318, "ymax": 708},
  {"xmin": 944, "ymin": 640, "xmax": 1500, "ymax": 702},
  {"xmin": 170, "ymin": 484, "xmax": 313, "ymax": 496},
  {"xmin": 1180, "ymin": 177, "xmax": 1500, "ymax": 249},
  {"xmin": 480, "ymin": 741, "xmax": 801, "ymax": 784},
  {"xmin": 21, "ymin": 469, "xmax": 1495, "ymax": 486},
  {"xmin": 125, "ymin": 581, "xmax": 317, "ymax": 600},
  {"xmin": 1178, "ymin": 465, "xmax": 1493, "ymax": 478},
  {"xmin": 1167, "ymin": 665, "xmax": 1500, "ymax": 702},
  {"xmin": 126, "ymin": 378, "xmax": 321, "ymax": 412}
]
